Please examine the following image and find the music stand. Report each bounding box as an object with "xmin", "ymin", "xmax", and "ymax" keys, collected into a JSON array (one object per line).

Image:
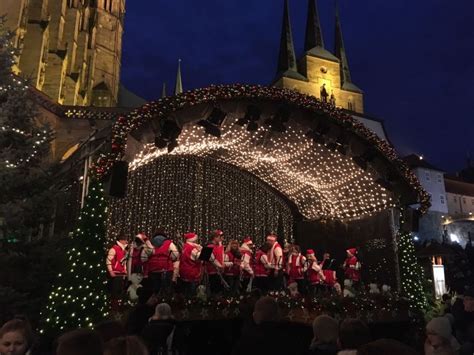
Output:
[{"xmin": 198, "ymin": 247, "xmax": 213, "ymax": 262}]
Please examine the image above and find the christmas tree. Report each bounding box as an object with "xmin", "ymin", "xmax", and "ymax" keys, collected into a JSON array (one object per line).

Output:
[
  {"xmin": 40, "ymin": 180, "xmax": 109, "ymax": 335},
  {"xmin": 0, "ymin": 16, "xmax": 55, "ymax": 242},
  {"xmin": 398, "ymin": 230, "xmax": 428, "ymax": 311}
]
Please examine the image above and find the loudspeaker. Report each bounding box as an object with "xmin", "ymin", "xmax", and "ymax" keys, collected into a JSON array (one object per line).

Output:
[
  {"xmin": 401, "ymin": 208, "xmax": 420, "ymax": 233},
  {"xmin": 108, "ymin": 161, "xmax": 128, "ymax": 198}
]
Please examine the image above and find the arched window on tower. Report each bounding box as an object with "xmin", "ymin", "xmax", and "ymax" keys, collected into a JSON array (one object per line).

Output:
[
  {"xmin": 103, "ymin": 0, "xmax": 108, "ymax": 10},
  {"xmin": 348, "ymin": 97, "xmax": 354, "ymax": 111}
]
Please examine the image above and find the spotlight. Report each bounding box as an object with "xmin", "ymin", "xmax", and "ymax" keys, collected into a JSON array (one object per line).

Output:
[
  {"xmin": 198, "ymin": 107, "xmax": 227, "ymax": 137},
  {"xmin": 352, "ymin": 148, "xmax": 377, "ymax": 170},
  {"xmin": 265, "ymin": 106, "xmax": 290, "ymax": 133},
  {"xmin": 154, "ymin": 119, "xmax": 182, "ymax": 150},
  {"xmin": 375, "ymin": 177, "xmax": 393, "ymax": 191}
]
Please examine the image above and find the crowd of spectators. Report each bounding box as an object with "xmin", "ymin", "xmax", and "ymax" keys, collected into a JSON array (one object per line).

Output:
[{"xmin": 1, "ymin": 287, "xmax": 473, "ymax": 355}]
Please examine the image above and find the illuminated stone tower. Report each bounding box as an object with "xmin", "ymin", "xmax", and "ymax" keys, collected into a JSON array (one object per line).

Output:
[
  {"xmin": 0, "ymin": 0, "xmax": 125, "ymax": 107},
  {"xmin": 89, "ymin": 0, "xmax": 125, "ymax": 107},
  {"xmin": 273, "ymin": 0, "xmax": 364, "ymax": 113}
]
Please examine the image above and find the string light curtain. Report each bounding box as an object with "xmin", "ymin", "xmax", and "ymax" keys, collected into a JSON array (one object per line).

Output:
[{"xmin": 108, "ymin": 156, "xmax": 294, "ymax": 245}]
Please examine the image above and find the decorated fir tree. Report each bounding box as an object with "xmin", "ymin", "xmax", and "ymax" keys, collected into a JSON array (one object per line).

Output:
[
  {"xmin": 40, "ymin": 180, "xmax": 109, "ymax": 335},
  {"xmin": 0, "ymin": 16, "xmax": 55, "ymax": 242},
  {"xmin": 398, "ymin": 230, "xmax": 428, "ymax": 311}
]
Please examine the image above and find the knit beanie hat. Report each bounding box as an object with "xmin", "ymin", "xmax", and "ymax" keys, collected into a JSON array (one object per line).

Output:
[{"xmin": 426, "ymin": 317, "xmax": 452, "ymax": 340}]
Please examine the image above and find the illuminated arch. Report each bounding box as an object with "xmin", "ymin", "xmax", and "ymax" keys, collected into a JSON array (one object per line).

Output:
[{"xmin": 96, "ymin": 85, "xmax": 429, "ymax": 221}]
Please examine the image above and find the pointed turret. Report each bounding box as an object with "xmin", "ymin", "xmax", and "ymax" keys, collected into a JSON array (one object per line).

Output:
[
  {"xmin": 275, "ymin": 0, "xmax": 306, "ymax": 81},
  {"xmin": 334, "ymin": 3, "xmax": 362, "ymax": 93},
  {"xmin": 304, "ymin": 0, "xmax": 339, "ymax": 62},
  {"xmin": 162, "ymin": 83, "xmax": 167, "ymax": 98},
  {"xmin": 174, "ymin": 59, "xmax": 183, "ymax": 95},
  {"xmin": 305, "ymin": 0, "xmax": 324, "ymax": 50}
]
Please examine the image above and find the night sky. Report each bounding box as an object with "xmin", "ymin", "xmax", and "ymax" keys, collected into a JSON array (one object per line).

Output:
[{"xmin": 121, "ymin": 0, "xmax": 474, "ymax": 173}]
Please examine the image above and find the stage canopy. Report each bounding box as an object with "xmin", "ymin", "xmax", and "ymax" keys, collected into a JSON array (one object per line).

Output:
[{"xmin": 95, "ymin": 85, "xmax": 429, "ymax": 227}]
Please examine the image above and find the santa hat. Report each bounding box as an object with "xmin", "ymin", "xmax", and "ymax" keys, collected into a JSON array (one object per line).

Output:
[
  {"xmin": 135, "ymin": 232, "xmax": 148, "ymax": 242},
  {"xmin": 184, "ymin": 232, "xmax": 198, "ymax": 242},
  {"xmin": 242, "ymin": 237, "xmax": 253, "ymax": 245},
  {"xmin": 266, "ymin": 234, "xmax": 277, "ymax": 242},
  {"xmin": 347, "ymin": 248, "xmax": 357, "ymax": 256},
  {"xmin": 306, "ymin": 249, "xmax": 315, "ymax": 255},
  {"xmin": 212, "ymin": 229, "xmax": 224, "ymax": 238}
]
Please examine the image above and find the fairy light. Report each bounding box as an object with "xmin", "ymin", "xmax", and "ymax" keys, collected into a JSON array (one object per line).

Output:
[
  {"xmin": 40, "ymin": 181, "xmax": 110, "ymax": 335},
  {"xmin": 108, "ymin": 155, "xmax": 294, "ymax": 244},
  {"xmin": 126, "ymin": 120, "xmax": 394, "ymax": 221},
  {"xmin": 91, "ymin": 85, "xmax": 430, "ymax": 217}
]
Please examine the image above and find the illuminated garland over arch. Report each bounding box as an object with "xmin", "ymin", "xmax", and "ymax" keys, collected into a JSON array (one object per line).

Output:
[{"xmin": 92, "ymin": 85, "xmax": 430, "ymax": 215}]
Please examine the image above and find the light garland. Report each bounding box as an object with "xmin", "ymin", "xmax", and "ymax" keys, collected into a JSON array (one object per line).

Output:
[
  {"xmin": 91, "ymin": 85, "xmax": 430, "ymax": 217},
  {"xmin": 108, "ymin": 156, "xmax": 294, "ymax": 244},
  {"xmin": 128, "ymin": 120, "xmax": 393, "ymax": 220},
  {"xmin": 40, "ymin": 181, "xmax": 109, "ymax": 335}
]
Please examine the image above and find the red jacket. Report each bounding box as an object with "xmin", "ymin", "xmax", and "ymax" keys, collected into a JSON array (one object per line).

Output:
[
  {"xmin": 254, "ymin": 250, "xmax": 270, "ymax": 277},
  {"xmin": 287, "ymin": 254, "xmax": 305, "ymax": 281},
  {"xmin": 225, "ymin": 251, "xmax": 241, "ymax": 276},
  {"xmin": 206, "ymin": 243, "xmax": 224, "ymax": 275},
  {"xmin": 148, "ymin": 240, "xmax": 174, "ymax": 273},
  {"xmin": 240, "ymin": 249, "xmax": 254, "ymax": 278},
  {"xmin": 130, "ymin": 246, "xmax": 148, "ymax": 276},
  {"xmin": 344, "ymin": 256, "xmax": 361, "ymax": 282},
  {"xmin": 110, "ymin": 244, "xmax": 127, "ymax": 275},
  {"xmin": 180, "ymin": 243, "xmax": 202, "ymax": 282},
  {"xmin": 307, "ymin": 260, "xmax": 322, "ymax": 285}
]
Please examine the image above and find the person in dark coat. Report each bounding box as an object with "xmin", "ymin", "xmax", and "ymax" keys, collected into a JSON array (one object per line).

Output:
[
  {"xmin": 141, "ymin": 303, "xmax": 176, "ymax": 354},
  {"xmin": 307, "ymin": 315, "xmax": 339, "ymax": 355},
  {"xmin": 232, "ymin": 296, "xmax": 296, "ymax": 355}
]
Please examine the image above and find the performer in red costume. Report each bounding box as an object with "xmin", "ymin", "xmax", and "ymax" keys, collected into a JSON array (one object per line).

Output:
[
  {"xmin": 305, "ymin": 249, "xmax": 326, "ymax": 295},
  {"xmin": 239, "ymin": 237, "xmax": 254, "ymax": 292},
  {"xmin": 141, "ymin": 231, "xmax": 180, "ymax": 295},
  {"xmin": 286, "ymin": 245, "xmax": 306, "ymax": 294},
  {"xmin": 224, "ymin": 239, "xmax": 242, "ymax": 294},
  {"xmin": 319, "ymin": 252, "xmax": 338, "ymax": 291},
  {"xmin": 127, "ymin": 232, "xmax": 149, "ymax": 278},
  {"xmin": 266, "ymin": 234, "xmax": 283, "ymax": 290},
  {"xmin": 206, "ymin": 229, "xmax": 228, "ymax": 294},
  {"xmin": 343, "ymin": 248, "xmax": 361, "ymax": 284},
  {"xmin": 179, "ymin": 232, "xmax": 203, "ymax": 297},
  {"xmin": 106, "ymin": 234, "xmax": 129, "ymax": 311},
  {"xmin": 254, "ymin": 243, "xmax": 272, "ymax": 293}
]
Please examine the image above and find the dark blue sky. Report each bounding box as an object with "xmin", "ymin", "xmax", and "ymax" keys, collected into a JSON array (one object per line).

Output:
[{"xmin": 121, "ymin": 0, "xmax": 474, "ymax": 173}]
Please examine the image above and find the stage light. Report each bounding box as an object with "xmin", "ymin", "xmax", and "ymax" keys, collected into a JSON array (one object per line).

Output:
[
  {"xmin": 265, "ymin": 106, "xmax": 290, "ymax": 133},
  {"xmin": 375, "ymin": 177, "xmax": 392, "ymax": 191},
  {"xmin": 352, "ymin": 148, "xmax": 377, "ymax": 171},
  {"xmin": 198, "ymin": 108, "xmax": 227, "ymax": 137},
  {"xmin": 154, "ymin": 119, "xmax": 182, "ymax": 150}
]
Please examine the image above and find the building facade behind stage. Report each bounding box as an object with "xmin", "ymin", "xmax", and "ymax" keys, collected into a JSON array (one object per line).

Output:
[{"xmin": 0, "ymin": 0, "xmax": 125, "ymax": 107}]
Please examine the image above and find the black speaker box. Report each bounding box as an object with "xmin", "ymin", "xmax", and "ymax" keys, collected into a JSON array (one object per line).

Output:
[{"xmin": 108, "ymin": 161, "xmax": 128, "ymax": 198}]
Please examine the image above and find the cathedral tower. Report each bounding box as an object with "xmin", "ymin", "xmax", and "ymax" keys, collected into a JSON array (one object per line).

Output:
[
  {"xmin": 273, "ymin": 0, "xmax": 364, "ymax": 114},
  {"xmin": 0, "ymin": 0, "xmax": 125, "ymax": 107}
]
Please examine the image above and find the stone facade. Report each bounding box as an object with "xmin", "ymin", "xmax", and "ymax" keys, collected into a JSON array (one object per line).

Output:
[
  {"xmin": 1, "ymin": 0, "xmax": 125, "ymax": 107},
  {"xmin": 274, "ymin": 54, "xmax": 364, "ymax": 113}
]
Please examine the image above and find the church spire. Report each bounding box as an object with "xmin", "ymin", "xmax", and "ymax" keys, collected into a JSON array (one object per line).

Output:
[
  {"xmin": 276, "ymin": 0, "xmax": 302, "ymax": 79},
  {"xmin": 305, "ymin": 0, "xmax": 324, "ymax": 51},
  {"xmin": 334, "ymin": 2, "xmax": 352, "ymax": 85},
  {"xmin": 174, "ymin": 59, "xmax": 183, "ymax": 95},
  {"xmin": 162, "ymin": 83, "xmax": 167, "ymax": 98}
]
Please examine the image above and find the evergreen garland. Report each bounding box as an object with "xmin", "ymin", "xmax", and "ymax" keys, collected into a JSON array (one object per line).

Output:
[{"xmin": 40, "ymin": 180, "xmax": 109, "ymax": 335}]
